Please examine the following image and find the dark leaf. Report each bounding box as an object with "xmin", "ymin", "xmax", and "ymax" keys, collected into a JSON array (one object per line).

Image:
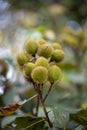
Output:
[
  {"xmin": 14, "ymin": 114, "xmax": 45, "ymax": 130},
  {"xmin": 70, "ymin": 109, "xmax": 87, "ymax": 127}
]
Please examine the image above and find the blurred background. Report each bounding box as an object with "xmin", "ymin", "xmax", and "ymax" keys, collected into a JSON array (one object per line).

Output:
[{"xmin": 0, "ymin": 0, "xmax": 87, "ymax": 118}]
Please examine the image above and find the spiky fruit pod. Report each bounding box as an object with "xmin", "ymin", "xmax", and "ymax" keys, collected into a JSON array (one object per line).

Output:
[
  {"xmin": 81, "ymin": 39, "xmax": 87, "ymax": 51},
  {"xmin": 23, "ymin": 62, "xmax": 35, "ymax": 78},
  {"xmin": 63, "ymin": 27, "xmax": 73, "ymax": 35},
  {"xmin": 60, "ymin": 33, "xmax": 79, "ymax": 46},
  {"xmin": 48, "ymin": 65, "xmax": 62, "ymax": 83},
  {"xmin": 17, "ymin": 52, "xmax": 31, "ymax": 66},
  {"xmin": 37, "ymin": 39, "xmax": 46, "ymax": 45},
  {"xmin": 51, "ymin": 43, "xmax": 62, "ymax": 50},
  {"xmin": 37, "ymin": 44, "xmax": 53, "ymax": 58},
  {"xmin": 81, "ymin": 102, "xmax": 87, "ymax": 109},
  {"xmin": 35, "ymin": 57, "xmax": 49, "ymax": 68},
  {"xmin": 31, "ymin": 66, "xmax": 48, "ymax": 83},
  {"xmin": 51, "ymin": 49, "xmax": 64, "ymax": 62},
  {"xmin": 43, "ymin": 80, "xmax": 51, "ymax": 88},
  {"xmin": 24, "ymin": 39, "xmax": 38, "ymax": 55},
  {"xmin": 76, "ymin": 29, "xmax": 85, "ymax": 41}
]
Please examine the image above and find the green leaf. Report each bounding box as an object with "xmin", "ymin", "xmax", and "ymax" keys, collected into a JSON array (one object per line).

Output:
[
  {"xmin": 74, "ymin": 125, "xmax": 84, "ymax": 130},
  {"xmin": 67, "ymin": 71, "xmax": 85, "ymax": 84},
  {"xmin": 67, "ymin": 121, "xmax": 83, "ymax": 130},
  {"xmin": 70, "ymin": 109, "xmax": 87, "ymax": 127},
  {"xmin": 14, "ymin": 115, "xmax": 45, "ymax": 130},
  {"xmin": 1, "ymin": 115, "xmax": 18, "ymax": 128},
  {"xmin": 53, "ymin": 106, "xmax": 69, "ymax": 128}
]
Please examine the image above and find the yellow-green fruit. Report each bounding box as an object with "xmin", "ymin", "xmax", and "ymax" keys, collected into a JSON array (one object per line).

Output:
[
  {"xmin": 31, "ymin": 66, "xmax": 48, "ymax": 83},
  {"xmin": 38, "ymin": 39, "xmax": 46, "ymax": 45},
  {"xmin": 81, "ymin": 39, "xmax": 87, "ymax": 51},
  {"xmin": 48, "ymin": 65, "xmax": 62, "ymax": 83},
  {"xmin": 51, "ymin": 43, "xmax": 62, "ymax": 50},
  {"xmin": 37, "ymin": 44, "xmax": 53, "ymax": 58},
  {"xmin": 17, "ymin": 52, "xmax": 30, "ymax": 66},
  {"xmin": 43, "ymin": 80, "xmax": 51, "ymax": 88},
  {"xmin": 35, "ymin": 57, "xmax": 49, "ymax": 68},
  {"xmin": 63, "ymin": 27, "xmax": 73, "ymax": 35},
  {"xmin": 60, "ymin": 33, "xmax": 78, "ymax": 46},
  {"xmin": 23, "ymin": 62, "xmax": 35, "ymax": 77},
  {"xmin": 24, "ymin": 39, "xmax": 38, "ymax": 55},
  {"xmin": 81, "ymin": 102, "xmax": 87, "ymax": 109},
  {"xmin": 76, "ymin": 29, "xmax": 85, "ymax": 41},
  {"xmin": 51, "ymin": 49, "xmax": 64, "ymax": 62}
]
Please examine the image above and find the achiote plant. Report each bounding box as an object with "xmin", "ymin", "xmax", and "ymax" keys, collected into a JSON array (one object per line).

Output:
[{"xmin": 17, "ymin": 39, "xmax": 64, "ymax": 128}]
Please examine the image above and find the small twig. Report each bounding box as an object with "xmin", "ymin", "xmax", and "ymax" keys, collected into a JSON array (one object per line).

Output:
[
  {"xmin": 37, "ymin": 84, "xmax": 53, "ymax": 128},
  {"xmin": 19, "ymin": 94, "xmax": 38, "ymax": 105},
  {"xmin": 33, "ymin": 83, "xmax": 40, "ymax": 116},
  {"xmin": 35, "ymin": 95, "xmax": 40, "ymax": 116},
  {"xmin": 25, "ymin": 94, "xmax": 38, "ymax": 103},
  {"xmin": 32, "ymin": 83, "xmax": 53, "ymax": 128},
  {"xmin": 43, "ymin": 85, "xmax": 52, "ymax": 102}
]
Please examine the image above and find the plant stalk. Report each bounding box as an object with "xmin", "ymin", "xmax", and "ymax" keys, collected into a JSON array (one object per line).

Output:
[
  {"xmin": 35, "ymin": 95, "xmax": 39, "ymax": 116},
  {"xmin": 38, "ymin": 85, "xmax": 53, "ymax": 128},
  {"xmin": 43, "ymin": 85, "xmax": 52, "ymax": 102}
]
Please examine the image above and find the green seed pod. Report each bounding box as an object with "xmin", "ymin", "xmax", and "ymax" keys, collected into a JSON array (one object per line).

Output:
[
  {"xmin": 43, "ymin": 80, "xmax": 51, "ymax": 88},
  {"xmin": 31, "ymin": 66, "xmax": 48, "ymax": 83},
  {"xmin": 17, "ymin": 52, "xmax": 30, "ymax": 66},
  {"xmin": 35, "ymin": 57, "xmax": 49, "ymax": 68},
  {"xmin": 37, "ymin": 44, "xmax": 53, "ymax": 58},
  {"xmin": 37, "ymin": 39, "xmax": 46, "ymax": 45},
  {"xmin": 81, "ymin": 39, "xmax": 87, "ymax": 51},
  {"xmin": 63, "ymin": 27, "xmax": 73, "ymax": 35},
  {"xmin": 48, "ymin": 65, "xmax": 62, "ymax": 83},
  {"xmin": 60, "ymin": 33, "xmax": 79, "ymax": 46},
  {"xmin": 49, "ymin": 61, "xmax": 56, "ymax": 66},
  {"xmin": 51, "ymin": 49, "xmax": 64, "ymax": 62},
  {"xmin": 76, "ymin": 29, "xmax": 85, "ymax": 41},
  {"xmin": 23, "ymin": 62, "xmax": 35, "ymax": 77},
  {"xmin": 24, "ymin": 39, "xmax": 38, "ymax": 55},
  {"xmin": 51, "ymin": 43, "xmax": 62, "ymax": 50}
]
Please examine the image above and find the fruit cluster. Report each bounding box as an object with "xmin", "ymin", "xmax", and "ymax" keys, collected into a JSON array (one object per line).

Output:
[
  {"xmin": 59, "ymin": 26, "xmax": 87, "ymax": 51},
  {"xmin": 17, "ymin": 39, "xmax": 64, "ymax": 85}
]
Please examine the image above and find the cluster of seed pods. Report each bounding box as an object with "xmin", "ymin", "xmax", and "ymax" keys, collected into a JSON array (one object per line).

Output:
[{"xmin": 17, "ymin": 39, "xmax": 64, "ymax": 85}]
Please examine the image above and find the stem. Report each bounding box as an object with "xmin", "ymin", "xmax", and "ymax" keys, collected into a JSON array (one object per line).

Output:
[
  {"xmin": 35, "ymin": 95, "xmax": 39, "ymax": 116},
  {"xmin": 38, "ymin": 85, "xmax": 53, "ymax": 128},
  {"xmin": 43, "ymin": 85, "xmax": 52, "ymax": 102},
  {"xmin": 24, "ymin": 94, "xmax": 38, "ymax": 103}
]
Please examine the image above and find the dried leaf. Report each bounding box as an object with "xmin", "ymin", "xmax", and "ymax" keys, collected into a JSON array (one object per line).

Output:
[
  {"xmin": 0, "ymin": 95, "xmax": 37, "ymax": 117},
  {"xmin": 0, "ymin": 104, "xmax": 21, "ymax": 117}
]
